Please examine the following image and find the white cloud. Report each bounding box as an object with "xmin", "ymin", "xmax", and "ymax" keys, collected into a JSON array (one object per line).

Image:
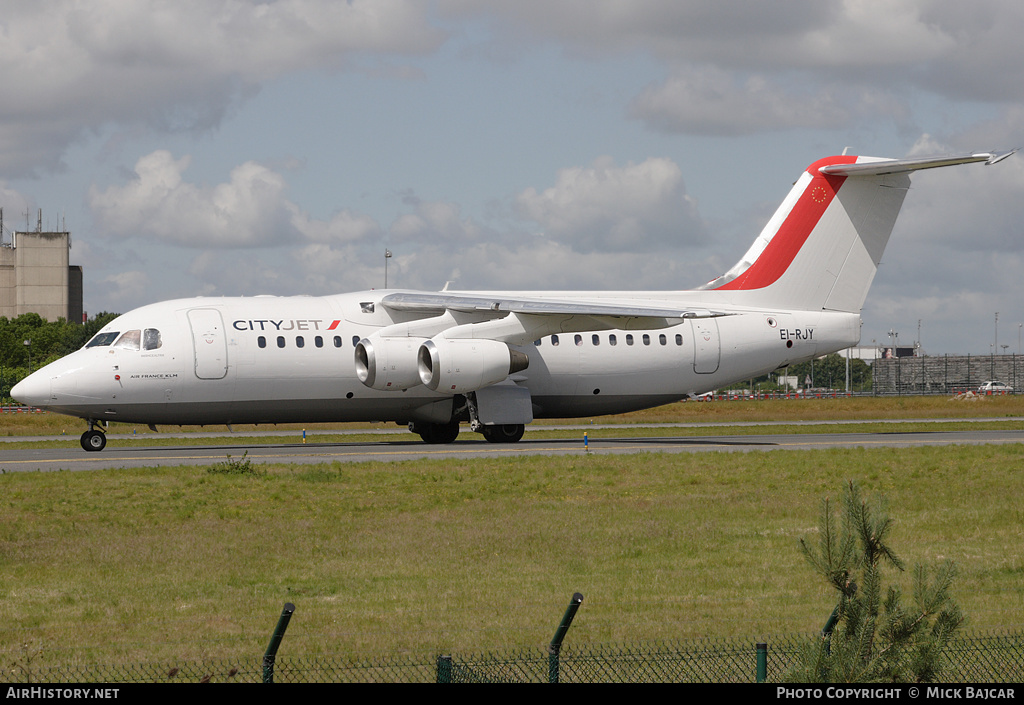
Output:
[
  {"xmin": 387, "ymin": 239, "xmax": 691, "ymax": 293},
  {"xmin": 514, "ymin": 156, "xmax": 704, "ymax": 252},
  {"xmin": 443, "ymin": 0, "xmax": 1024, "ymax": 136},
  {"xmin": 0, "ymin": 0, "xmax": 446, "ymax": 176},
  {"xmin": 389, "ymin": 199, "xmax": 488, "ymax": 245},
  {"xmin": 898, "ymin": 134, "xmax": 1024, "ymax": 253},
  {"xmin": 440, "ymin": 0, "xmax": 834, "ymax": 61},
  {"xmin": 627, "ymin": 68, "xmax": 857, "ymax": 135},
  {"xmin": 94, "ymin": 270, "xmax": 151, "ymax": 309},
  {"xmin": 103, "ymin": 152, "xmax": 713, "ymax": 299},
  {"xmin": 88, "ymin": 150, "xmax": 381, "ymax": 248},
  {"xmin": 0, "ymin": 183, "xmax": 34, "ymax": 239}
]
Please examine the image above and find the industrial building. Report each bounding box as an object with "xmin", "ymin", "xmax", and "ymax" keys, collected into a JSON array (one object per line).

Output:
[{"xmin": 0, "ymin": 211, "xmax": 83, "ymax": 323}]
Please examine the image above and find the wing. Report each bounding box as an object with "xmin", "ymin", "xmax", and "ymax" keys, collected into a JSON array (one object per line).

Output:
[
  {"xmin": 377, "ymin": 291, "xmax": 730, "ymax": 346},
  {"xmin": 381, "ymin": 291, "xmax": 722, "ymax": 319}
]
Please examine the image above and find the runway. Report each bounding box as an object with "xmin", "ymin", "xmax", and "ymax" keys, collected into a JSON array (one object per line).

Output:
[{"xmin": 2, "ymin": 424, "xmax": 1022, "ymax": 472}]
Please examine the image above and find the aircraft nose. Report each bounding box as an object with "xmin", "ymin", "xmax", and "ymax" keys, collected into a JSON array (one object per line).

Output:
[{"xmin": 11, "ymin": 371, "xmax": 50, "ymax": 408}]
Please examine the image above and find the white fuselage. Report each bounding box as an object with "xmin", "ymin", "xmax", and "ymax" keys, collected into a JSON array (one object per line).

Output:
[{"xmin": 21, "ymin": 290, "xmax": 859, "ymax": 428}]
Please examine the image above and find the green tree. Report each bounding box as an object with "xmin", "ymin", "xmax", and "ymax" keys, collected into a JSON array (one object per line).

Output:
[
  {"xmin": 788, "ymin": 354, "xmax": 872, "ymax": 391},
  {"xmin": 0, "ymin": 311, "xmax": 120, "ymax": 403},
  {"xmin": 749, "ymin": 353, "xmax": 873, "ymax": 393},
  {"xmin": 785, "ymin": 481, "xmax": 964, "ymax": 683}
]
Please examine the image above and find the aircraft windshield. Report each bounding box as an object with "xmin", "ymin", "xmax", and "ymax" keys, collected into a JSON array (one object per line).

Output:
[
  {"xmin": 85, "ymin": 332, "xmax": 119, "ymax": 348},
  {"xmin": 84, "ymin": 329, "xmax": 162, "ymax": 351},
  {"xmin": 114, "ymin": 330, "xmax": 142, "ymax": 351}
]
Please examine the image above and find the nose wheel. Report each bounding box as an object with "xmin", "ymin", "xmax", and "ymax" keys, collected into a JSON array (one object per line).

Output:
[{"xmin": 81, "ymin": 428, "xmax": 107, "ymax": 452}]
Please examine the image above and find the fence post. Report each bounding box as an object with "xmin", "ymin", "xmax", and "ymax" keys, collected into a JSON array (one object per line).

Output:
[
  {"xmin": 262, "ymin": 602, "xmax": 295, "ymax": 684},
  {"xmin": 756, "ymin": 642, "xmax": 767, "ymax": 683},
  {"xmin": 548, "ymin": 592, "xmax": 584, "ymax": 684},
  {"xmin": 436, "ymin": 655, "xmax": 452, "ymax": 683}
]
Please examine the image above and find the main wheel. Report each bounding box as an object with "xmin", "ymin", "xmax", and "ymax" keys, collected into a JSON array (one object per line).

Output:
[
  {"xmin": 417, "ymin": 419, "xmax": 461, "ymax": 444},
  {"xmin": 81, "ymin": 430, "xmax": 107, "ymax": 452},
  {"xmin": 481, "ymin": 424, "xmax": 525, "ymax": 443}
]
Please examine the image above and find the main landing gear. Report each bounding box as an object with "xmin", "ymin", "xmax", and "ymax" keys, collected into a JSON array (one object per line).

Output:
[
  {"xmin": 409, "ymin": 420, "xmax": 526, "ymax": 444},
  {"xmin": 410, "ymin": 391, "xmax": 528, "ymax": 445},
  {"xmin": 480, "ymin": 424, "xmax": 525, "ymax": 443},
  {"xmin": 407, "ymin": 418, "xmax": 524, "ymax": 446},
  {"xmin": 81, "ymin": 422, "xmax": 107, "ymax": 452},
  {"xmin": 411, "ymin": 419, "xmax": 461, "ymax": 444}
]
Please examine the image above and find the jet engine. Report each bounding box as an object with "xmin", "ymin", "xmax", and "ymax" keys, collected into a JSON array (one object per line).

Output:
[
  {"xmin": 354, "ymin": 337, "xmax": 425, "ymax": 391},
  {"xmin": 417, "ymin": 338, "xmax": 529, "ymax": 394}
]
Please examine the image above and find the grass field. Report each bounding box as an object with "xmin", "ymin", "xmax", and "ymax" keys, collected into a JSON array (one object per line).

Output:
[{"xmin": 1, "ymin": 396, "xmax": 1023, "ymax": 670}]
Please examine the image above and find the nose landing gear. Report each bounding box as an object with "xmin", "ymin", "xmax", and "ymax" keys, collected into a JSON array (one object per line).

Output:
[{"xmin": 81, "ymin": 423, "xmax": 107, "ymax": 452}]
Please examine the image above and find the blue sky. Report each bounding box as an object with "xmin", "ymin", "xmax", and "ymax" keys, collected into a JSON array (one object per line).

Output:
[{"xmin": 3, "ymin": 1, "xmax": 1024, "ymax": 355}]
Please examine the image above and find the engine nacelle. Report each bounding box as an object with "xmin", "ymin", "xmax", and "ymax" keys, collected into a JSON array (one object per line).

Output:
[
  {"xmin": 354, "ymin": 337, "xmax": 425, "ymax": 391},
  {"xmin": 418, "ymin": 338, "xmax": 529, "ymax": 394}
]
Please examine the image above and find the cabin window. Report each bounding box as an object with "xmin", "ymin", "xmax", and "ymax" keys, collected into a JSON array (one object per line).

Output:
[
  {"xmin": 551, "ymin": 334, "xmax": 560, "ymax": 346},
  {"xmin": 534, "ymin": 339, "xmax": 541, "ymax": 346},
  {"xmin": 114, "ymin": 330, "xmax": 141, "ymax": 351},
  {"xmin": 296, "ymin": 336, "xmax": 305, "ymax": 348},
  {"xmin": 574, "ymin": 334, "xmax": 583, "ymax": 346},
  {"xmin": 609, "ymin": 334, "xmax": 617, "ymax": 346},
  {"xmin": 659, "ymin": 334, "xmax": 667, "ymax": 345},
  {"xmin": 675, "ymin": 334, "xmax": 683, "ymax": 346},
  {"xmin": 352, "ymin": 336, "xmax": 360, "ymax": 347},
  {"xmin": 277, "ymin": 336, "xmax": 285, "ymax": 348},
  {"xmin": 592, "ymin": 334, "xmax": 600, "ymax": 346},
  {"xmin": 86, "ymin": 332, "xmax": 120, "ymax": 348},
  {"xmin": 315, "ymin": 336, "xmax": 324, "ymax": 348},
  {"xmin": 334, "ymin": 336, "xmax": 343, "ymax": 348},
  {"xmin": 142, "ymin": 328, "xmax": 162, "ymax": 350},
  {"xmin": 643, "ymin": 334, "xmax": 651, "ymax": 346},
  {"xmin": 258, "ymin": 336, "xmax": 267, "ymax": 348},
  {"xmin": 626, "ymin": 334, "xmax": 634, "ymax": 346}
]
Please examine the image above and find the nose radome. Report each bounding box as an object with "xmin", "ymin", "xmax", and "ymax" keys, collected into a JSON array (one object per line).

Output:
[{"xmin": 11, "ymin": 371, "xmax": 50, "ymax": 408}]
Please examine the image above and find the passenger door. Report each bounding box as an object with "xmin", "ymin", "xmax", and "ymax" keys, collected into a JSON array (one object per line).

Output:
[{"xmin": 187, "ymin": 309, "xmax": 228, "ymax": 380}]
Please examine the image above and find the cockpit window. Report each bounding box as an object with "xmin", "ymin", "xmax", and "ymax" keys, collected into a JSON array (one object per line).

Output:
[
  {"xmin": 143, "ymin": 328, "xmax": 162, "ymax": 350},
  {"xmin": 114, "ymin": 330, "xmax": 142, "ymax": 351},
  {"xmin": 85, "ymin": 332, "xmax": 120, "ymax": 348}
]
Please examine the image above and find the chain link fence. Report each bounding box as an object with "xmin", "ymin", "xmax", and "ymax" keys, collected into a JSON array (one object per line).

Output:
[
  {"xmin": 8, "ymin": 631, "xmax": 1021, "ymax": 683},
  {"xmin": 872, "ymin": 354, "xmax": 1022, "ymax": 396}
]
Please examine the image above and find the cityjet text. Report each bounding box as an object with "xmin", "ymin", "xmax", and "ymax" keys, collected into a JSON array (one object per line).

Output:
[{"xmin": 233, "ymin": 319, "xmax": 340, "ymax": 332}]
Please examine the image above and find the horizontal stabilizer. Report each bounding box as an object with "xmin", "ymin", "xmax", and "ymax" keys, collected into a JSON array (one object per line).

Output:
[{"xmin": 819, "ymin": 150, "xmax": 1017, "ymax": 177}]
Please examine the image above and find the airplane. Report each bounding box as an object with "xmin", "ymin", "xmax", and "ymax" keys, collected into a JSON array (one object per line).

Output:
[{"xmin": 11, "ymin": 149, "xmax": 1015, "ymax": 451}]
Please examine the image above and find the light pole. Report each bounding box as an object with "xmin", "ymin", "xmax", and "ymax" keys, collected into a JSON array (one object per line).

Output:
[
  {"xmin": 23, "ymin": 339, "xmax": 31, "ymax": 372},
  {"xmin": 384, "ymin": 249, "xmax": 392, "ymax": 289}
]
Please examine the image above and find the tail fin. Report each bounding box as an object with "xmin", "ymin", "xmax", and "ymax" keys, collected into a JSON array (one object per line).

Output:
[{"xmin": 702, "ymin": 151, "xmax": 1014, "ymax": 313}]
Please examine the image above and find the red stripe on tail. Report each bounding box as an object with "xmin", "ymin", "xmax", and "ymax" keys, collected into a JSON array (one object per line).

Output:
[{"xmin": 715, "ymin": 156, "xmax": 856, "ymax": 291}]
